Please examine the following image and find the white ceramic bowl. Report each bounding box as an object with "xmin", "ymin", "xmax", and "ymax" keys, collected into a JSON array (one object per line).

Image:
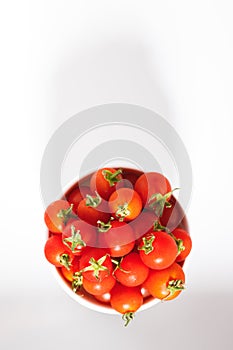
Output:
[{"xmin": 47, "ymin": 168, "xmax": 189, "ymax": 314}]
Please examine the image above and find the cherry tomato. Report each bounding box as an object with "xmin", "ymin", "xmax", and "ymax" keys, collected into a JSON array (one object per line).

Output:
[
  {"xmin": 77, "ymin": 193, "xmax": 111, "ymax": 226},
  {"xmin": 172, "ymin": 228, "xmax": 192, "ymax": 262},
  {"xmin": 66, "ymin": 186, "xmax": 91, "ymax": 213},
  {"xmin": 97, "ymin": 221, "xmax": 135, "ymax": 257},
  {"xmin": 82, "ymin": 274, "xmax": 116, "ymax": 296},
  {"xmin": 129, "ymin": 210, "xmax": 158, "ymax": 241},
  {"xmin": 94, "ymin": 292, "xmax": 111, "ymax": 304},
  {"xmin": 135, "ymin": 172, "xmax": 172, "ymax": 215},
  {"xmin": 108, "ymin": 188, "xmax": 142, "ymax": 222},
  {"xmin": 90, "ymin": 168, "xmax": 123, "ymax": 200},
  {"xmin": 138, "ymin": 231, "xmax": 178, "ymax": 270},
  {"xmin": 44, "ymin": 200, "xmax": 76, "ymax": 234},
  {"xmin": 79, "ymin": 248, "xmax": 113, "ymax": 282},
  {"xmin": 110, "ymin": 284, "xmax": 143, "ymax": 326},
  {"xmin": 44, "ymin": 235, "xmax": 74, "ymax": 269},
  {"xmin": 114, "ymin": 252, "xmax": 149, "ymax": 287},
  {"xmin": 61, "ymin": 256, "xmax": 80, "ymax": 282},
  {"xmin": 143, "ymin": 262, "xmax": 185, "ymax": 300},
  {"xmin": 62, "ymin": 220, "xmax": 97, "ymax": 255}
]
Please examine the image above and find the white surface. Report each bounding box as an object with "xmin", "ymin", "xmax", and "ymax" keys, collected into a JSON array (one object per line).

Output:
[{"xmin": 1, "ymin": 1, "xmax": 233, "ymax": 349}]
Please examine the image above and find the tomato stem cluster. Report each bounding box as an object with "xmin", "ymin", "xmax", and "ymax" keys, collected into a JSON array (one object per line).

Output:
[
  {"xmin": 149, "ymin": 188, "xmax": 179, "ymax": 217},
  {"xmin": 102, "ymin": 169, "xmax": 123, "ymax": 187},
  {"xmin": 63, "ymin": 225, "xmax": 86, "ymax": 253},
  {"xmin": 166, "ymin": 279, "xmax": 185, "ymax": 299},
  {"xmin": 138, "ymin": 235, "xmax": 155, "ymax": 255},
  {"xmin": 115, "ymin": 203, "xmax": 130, "ymax": 221},
  {"xmin": 86, "ymin": 192, "xmax": 102, "ymax": 207},
  {"xmin": 82, "ymin": 255, "xmax": 109, "ymax": 280},
  {"xmin": 57, "ymin": 204, "xmax": 76, "ymax": 225}
]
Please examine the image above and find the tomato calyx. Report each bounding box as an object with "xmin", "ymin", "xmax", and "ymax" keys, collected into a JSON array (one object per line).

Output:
[
  {"xmin": 59, "ymin": 253, "xmax": 72, "ymax": 270},
  {"xmin": 102, "ymin": 169, "xmax": 123, "ymax": 187},
  {"xmin": 82, "ymin": 255, "xmax": 110, "ymax": 280},
  {"xmin": 153, "ymin": 220, "xmax": 185, "ymax": 255},
  {"xmin": 57, "ymin": 204, "xmax": 76, "ymax": 225},
  {"xmin": 149, "ymin": 188, "xmax": 179, "ymax": 217},
  {"xmin": 85, "ymin": 192, "xmax": 102, "ymax": 208},
  {"xmin": 115, "ymin": 203, "xmax": 130, "ymax": 221},
  {"xmin": 97, "ymin": 220, "xmax": 112, "ymax": 232},
  {"xmin": 122, "ymin": 312, "xmax": 135, "ymax": 327},
  {"xmin": 72, "ymin": 272, "xmax": 83, "ymax": 292},
  {"xmin": 63, "ymin": 225, "xmax": 86, "ymax": 253},
  {"xmin": 138, "ymin": 235, "xmax": 155, "ymax": 255},
  {"xmin": 111, "ymin": 257, "xmax": 130, "ymax": 274},
  {"xmin": 165, "ymin": 279, "xmax": 185, "ymax": 299}
]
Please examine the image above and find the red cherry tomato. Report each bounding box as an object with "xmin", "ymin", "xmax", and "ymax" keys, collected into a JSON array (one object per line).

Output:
[
  {"xmin": 94, "ymin": 292, "xmax": 111, "ymax": 304},
  {"xmin": 110, "ymin": 284, "xmax": 143, "ymax": 326},
  {"xmin": 44, "ymin": 235, "xmax": 74, "ymax": 269},
  {"xmin": 98, "ymin": 221, "xmax": 135, "ymax": 257},
  {"xmin": 61, "ymin": 256, "xmax": 80, "ymax": 282},
  {"xmin": 77, "ymin": 193, "xmax": 111, "ymax": 226},
  {"xmin": 135, "ymin": 172, "xmax": 172, "ymax": 215},
  {"xmin": 44, "ymin": 200, "xmax": 76, "ymax": 234},
  {"xmin": 143, "ymin": 262, "xmax": 185, "ymax": 300},
  {"xmin": 138, "ymin": 231, "xmax": 178, "ymax": 270},
  {"xmin": 114, "ymin": 252, "xmax": 149, "ymax": 287},
  {"xmin": 82, "ymin": 274, "xmax": 116, "ymax": 296},
  {"xmin": 66, "ymin": 186, "xmax": 91, "ymax": 213},
  {"xmin": 172, "ymin": 228, "xmax": 192, "ymax": 262},
  {"xmin": 62, "ymin": 220, "xmax": 97, "ymax": 255},
  {"xmin": 79, "ymin": 248, "xmax": 113, "ymax": 282},
  {"xmin": 108, "ymin": 188, "xmax": 142, "ymax": 222},
  {"xmin": 90, "ymin": 168, "xmax": 123, "ymax": 200}
]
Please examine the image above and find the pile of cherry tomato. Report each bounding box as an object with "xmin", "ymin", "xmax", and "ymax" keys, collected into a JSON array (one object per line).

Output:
[{"xmin": 44, "ymin": 168, "xmax": 192, "ymax": 326}]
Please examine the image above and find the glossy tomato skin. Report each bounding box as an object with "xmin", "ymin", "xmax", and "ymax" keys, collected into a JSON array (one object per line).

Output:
[
  {"xmin": 110, "ymin": 284, "xmax": 143, "ymax": 314},
  {"xmin": 143, "ymin": 262, "xmax": 185, "ymax": 300},
  {"xmin": 79, "ymin": 248, "xmax": 113, "ymax": 282},
  {"xmin": 129, "ymin": 210, "xmax": 158, "ymax": 242},
  {"xmin": 82, "ymin": 274, "xmax": 116, "ymax": 296},
  {"xmin": 44, "ymin": 235, "xmax": 74, "ymax": 268},
  {"xmin": 172, "ymin": 228, "xmax": 192, "ymax": 262},
  {"xmin": 62, "ymin": 220, "xmax": 97, "ymax": 255},
  {"xmin": 135, "ymin": 172, "xmax": 171, "ymax": 208},
  {"xmin": 108, "ymin": 188, "xmax": 142, "ymax": 222},
  {"xmin": 114, "ymin": 252, "xmax": 149, "ymax": 287},
  {"xmin": 94, "ymin": 292, "xmax": 111, "ymax": 304},
  {"xmin": 90, "ymin": 168, "xmax": 123, "ymax": 200},
  {"xmin": 77, "ymin": 198, "xmax": 110, "ymax": 226},
  {"xmin": 44, "ymin": 200, "xmax": 76, "ymax": 234},
  {"xmin": 138, "ymin": 231, "xmax": 178, "ymax": 270},
  {"xmin": 98, "ymin": 221, "xmax": 135, "ymax": 257},
  {"xmin": 66, "ymin": 186, "xmax": 91, "ymax": 213}
]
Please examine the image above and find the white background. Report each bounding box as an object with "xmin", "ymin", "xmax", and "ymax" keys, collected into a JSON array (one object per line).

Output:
[{"xmin": 1, "ymin": 1, "xmax": 233, "ymax": 349}]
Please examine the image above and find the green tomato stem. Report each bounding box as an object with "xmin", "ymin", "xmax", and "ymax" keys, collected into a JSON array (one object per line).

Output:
[
  {"xmin": 122, "ymin": 312, "xmax": 135, "ymax": 327},
  {"xmin": 102, "ymin": 169, "xmax": 122, "ymax": 186}
]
